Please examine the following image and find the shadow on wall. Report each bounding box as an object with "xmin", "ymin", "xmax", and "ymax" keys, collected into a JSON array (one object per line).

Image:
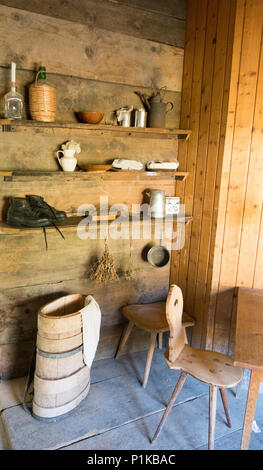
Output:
[
  {"xmin": 0, "ymin": 290, "xmax": 70, "ymax": 379},
  {"xmin": 211, "ymin": 286, "xmax": 238, "ymax": 355}
]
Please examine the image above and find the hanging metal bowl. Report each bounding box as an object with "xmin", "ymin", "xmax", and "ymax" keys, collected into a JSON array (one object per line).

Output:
[{"xmin": 146, "ymin": 245, "xmax": 170, "ymax": 268}]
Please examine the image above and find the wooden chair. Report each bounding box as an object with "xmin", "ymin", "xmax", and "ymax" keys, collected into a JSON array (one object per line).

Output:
[
  {"xmin": 115, "ymin": 300, "xmax": 195, "ymax": 388},
  {"xmin": 151, "ymin": 284, "xmax": 243, "ymax": 450}
]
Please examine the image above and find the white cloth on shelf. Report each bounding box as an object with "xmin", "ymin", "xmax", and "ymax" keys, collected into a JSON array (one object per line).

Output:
[
  {"xmin": 146, "ymin": 160, "xmax": 179, "ymax": 170},
  {"xmin": 80, "ymin": 295, "xmax": 101, "ymax": 368},
  {"xmin": 112, "ymin": 159, "xmax": 143, "ymax": 170}
]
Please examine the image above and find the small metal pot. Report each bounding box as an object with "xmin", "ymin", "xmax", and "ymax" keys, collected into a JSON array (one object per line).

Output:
[{"xmin": 147, "ymin": 245, "xmax": 170, "ymax": 268}]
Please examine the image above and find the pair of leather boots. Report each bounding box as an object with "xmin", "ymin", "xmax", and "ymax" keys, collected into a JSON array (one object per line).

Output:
[
  {"xmin": 7, "ymin": 195, "xmax": 67, "ymax": 248},
  {"xmin": 7, "ymin": 195, "xmax": 67, "ymax": 227}
]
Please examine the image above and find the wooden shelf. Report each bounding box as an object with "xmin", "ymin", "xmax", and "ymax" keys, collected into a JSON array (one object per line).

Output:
[
  {"xmin": 0, "ymin": 215, "xmax": 193, "ymax": 236},
  {"xmin": 1, "ymin": 170, "xmax": 189, "ymax": 182},
  {"xmin": 0, "ymin": 120, "xmax": 191, "ymax": 141}
]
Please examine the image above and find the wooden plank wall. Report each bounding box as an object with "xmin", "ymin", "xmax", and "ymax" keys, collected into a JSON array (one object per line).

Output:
[
  {"xmin": 0, "ymin": 1, "xmax": 184, "ymax": 171},
  {"xmin": 170, "ymin": 0, "xmax": 237, "ymax": 348},
  {"xmin": 207, "ymin": 0, "xmax": 263, "ymax": 355},
  {"xmin": 172, "ymin": 0, "xmax": 263, "ymax": 355},
  {"xmin": 0, "ymin": 1, "xmax": 186, "ymax": 378},
  {"xmin": 0, "ymin": 0, "xmax": 186, "ymax": 48}
]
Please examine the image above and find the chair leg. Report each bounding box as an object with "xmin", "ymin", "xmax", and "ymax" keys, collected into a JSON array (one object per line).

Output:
[
  {"xmin": 151, "ymin": 371, "xmax": 188, "ymax": 443},
  {"xmin": 209, "ymin": 385, "xmax": 217, "ymax": 450},
  {"xmin": 142, "ymin": 332, "xmax": 157, "ymax": 388},
  {"xmin": 115, "ymin": 320, "xmax": 134, "ymax": 359},
  {"xmin": 158, "ymin": 332, "xmax": 163, "ymax": 349},
  {"xmin": 219, "ymin": 388, "xmax": 231, "ymax": 428}
]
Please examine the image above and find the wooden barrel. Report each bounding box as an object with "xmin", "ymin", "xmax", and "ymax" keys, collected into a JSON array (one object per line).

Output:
[{"xmin": 33, "ymin": 294, "xmax": 90, "ymax": 420}]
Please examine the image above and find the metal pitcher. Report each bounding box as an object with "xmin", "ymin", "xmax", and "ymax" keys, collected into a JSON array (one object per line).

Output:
[
  {"xmin": 146, "ymin": 189, "xmax": 166, "ymax": 218},
  {"xmin": 148, "ymin": 93, "xmax": 173, "ymax": 128},
  {"xmin": 116, "ymin": 106, "xmax": 133, "ymax": 127}
]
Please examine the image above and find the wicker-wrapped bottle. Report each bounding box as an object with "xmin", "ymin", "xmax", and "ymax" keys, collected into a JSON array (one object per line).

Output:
[{"xmin": 29, "ymin": 65, "xmax": 56, "ymax": 122}]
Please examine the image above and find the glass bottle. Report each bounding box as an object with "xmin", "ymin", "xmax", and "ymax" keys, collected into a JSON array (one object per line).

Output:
[
  {"xmin": 4, "ymin": 62, "xmax": 23, "ymax": 119},
  {"xmin": 37, "ymin": 64, "xmax": 47, "ymax": 84}
]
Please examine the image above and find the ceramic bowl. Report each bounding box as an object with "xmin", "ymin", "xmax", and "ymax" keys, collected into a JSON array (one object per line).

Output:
[{"xmin": 77, "ymin": 111, "xmax": 104, "ymax": 124}]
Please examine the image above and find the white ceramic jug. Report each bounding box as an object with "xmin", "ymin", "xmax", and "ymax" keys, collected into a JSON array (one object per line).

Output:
[{"xmin": 56, "ymin": 148, "xmax": 77, "ymax": 172}]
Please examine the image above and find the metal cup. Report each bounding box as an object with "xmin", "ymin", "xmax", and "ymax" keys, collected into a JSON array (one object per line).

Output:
[
  {"xmin": 121, "ymin": 112, "xmax": 132, "ymax": 127},
  {"xmin": 134, "ymin": 108, "xmax": 147, "ymax": 128}
]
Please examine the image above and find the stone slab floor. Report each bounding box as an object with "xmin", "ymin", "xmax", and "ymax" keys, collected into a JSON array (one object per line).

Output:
[{"xmin": 0, "ymin": 349, "xmax": 263, "ymax": 451}]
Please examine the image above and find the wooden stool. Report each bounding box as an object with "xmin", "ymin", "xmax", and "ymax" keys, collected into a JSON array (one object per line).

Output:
[
  {"xmin": 115, "ymin": 301, "xmax": 195, "ymax": 388},
  {"xmin": 151, "ymin": 285, "xmax": 243, "ymax": 450}
]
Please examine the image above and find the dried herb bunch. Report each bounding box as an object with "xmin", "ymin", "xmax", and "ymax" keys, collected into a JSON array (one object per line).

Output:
[{"xmin": 90, "ymin": 240, "xmax": 119, "ymax": 283}]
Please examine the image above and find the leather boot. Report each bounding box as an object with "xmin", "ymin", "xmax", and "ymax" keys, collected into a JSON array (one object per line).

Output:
[
  {"xmin": 6, "ymin": 197, "xmax": 51, "ymax": 227},
  {"xmin": 26, "ymin": 195, "xmax": 67, "ymax": 221}
]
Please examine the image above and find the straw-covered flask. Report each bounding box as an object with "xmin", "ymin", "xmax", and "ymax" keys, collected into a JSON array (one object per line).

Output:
[{"xmin": 29, "ymin": 64, "xmax": 56, "ymax": 122}]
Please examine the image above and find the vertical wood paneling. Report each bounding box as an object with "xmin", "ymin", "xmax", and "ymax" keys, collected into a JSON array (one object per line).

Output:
[
  {"xmin": 212, "ymin": 0, "xmax": 263, "ymax": 354},
  {"xmin": 236, "ymin": 34, "xmax": 263, "ymax": 286},
  {"xmin": 173, "ymin": 0, "xmax": 236, "ymax": 349},
  {"xmin": 187, "ymin": 0, "xmax": 219, "ymax": 344},
  {"xmin": 193, "ymin": 0, "xmax": 231, "ymax": 345},
  {"xmin": 228, "ymin": 26, "xmax": 263, "ymax": 353},
  {"xmin": 204, "ymin": 0, "xmax": 239, "ymax": 348},
  {"xmin": 173, "ymin": 0, "xmax": 263, "ymax": 354},
  {"xmin": 175, "ymin": 0, "xmax": 208, "ymax": 320},
  {"xmin": 206, "ymin": 0, "xmax": 245, "ymax": 351}
]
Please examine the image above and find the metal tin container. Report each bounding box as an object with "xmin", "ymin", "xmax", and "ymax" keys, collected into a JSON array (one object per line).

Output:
[
  {"xmin": 134, "ymin": 108, "xmax": 147, "ymax": 128},
  {"xmin": 121, "ymin": 112, "xmax": 132, "ymax": 127}
]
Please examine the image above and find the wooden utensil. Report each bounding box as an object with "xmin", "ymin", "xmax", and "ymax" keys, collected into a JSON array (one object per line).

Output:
[{"xmin": 79, "ymin": 164, "xmax": 112, "ymax": 172}]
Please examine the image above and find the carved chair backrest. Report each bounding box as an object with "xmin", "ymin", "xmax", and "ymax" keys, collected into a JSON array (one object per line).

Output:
[{"xmin": 166, "ymin": 284, "xmax": 186, "ymax": 362}]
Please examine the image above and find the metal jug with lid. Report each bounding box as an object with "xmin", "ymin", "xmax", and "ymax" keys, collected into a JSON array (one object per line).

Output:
[
  {"xmin": 148, "ymin": 92, "xmax": 173, "ymax": 128},
  {"xmin": 146, "ymin": 189, "xmax": 166, "ymax": 218}
]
